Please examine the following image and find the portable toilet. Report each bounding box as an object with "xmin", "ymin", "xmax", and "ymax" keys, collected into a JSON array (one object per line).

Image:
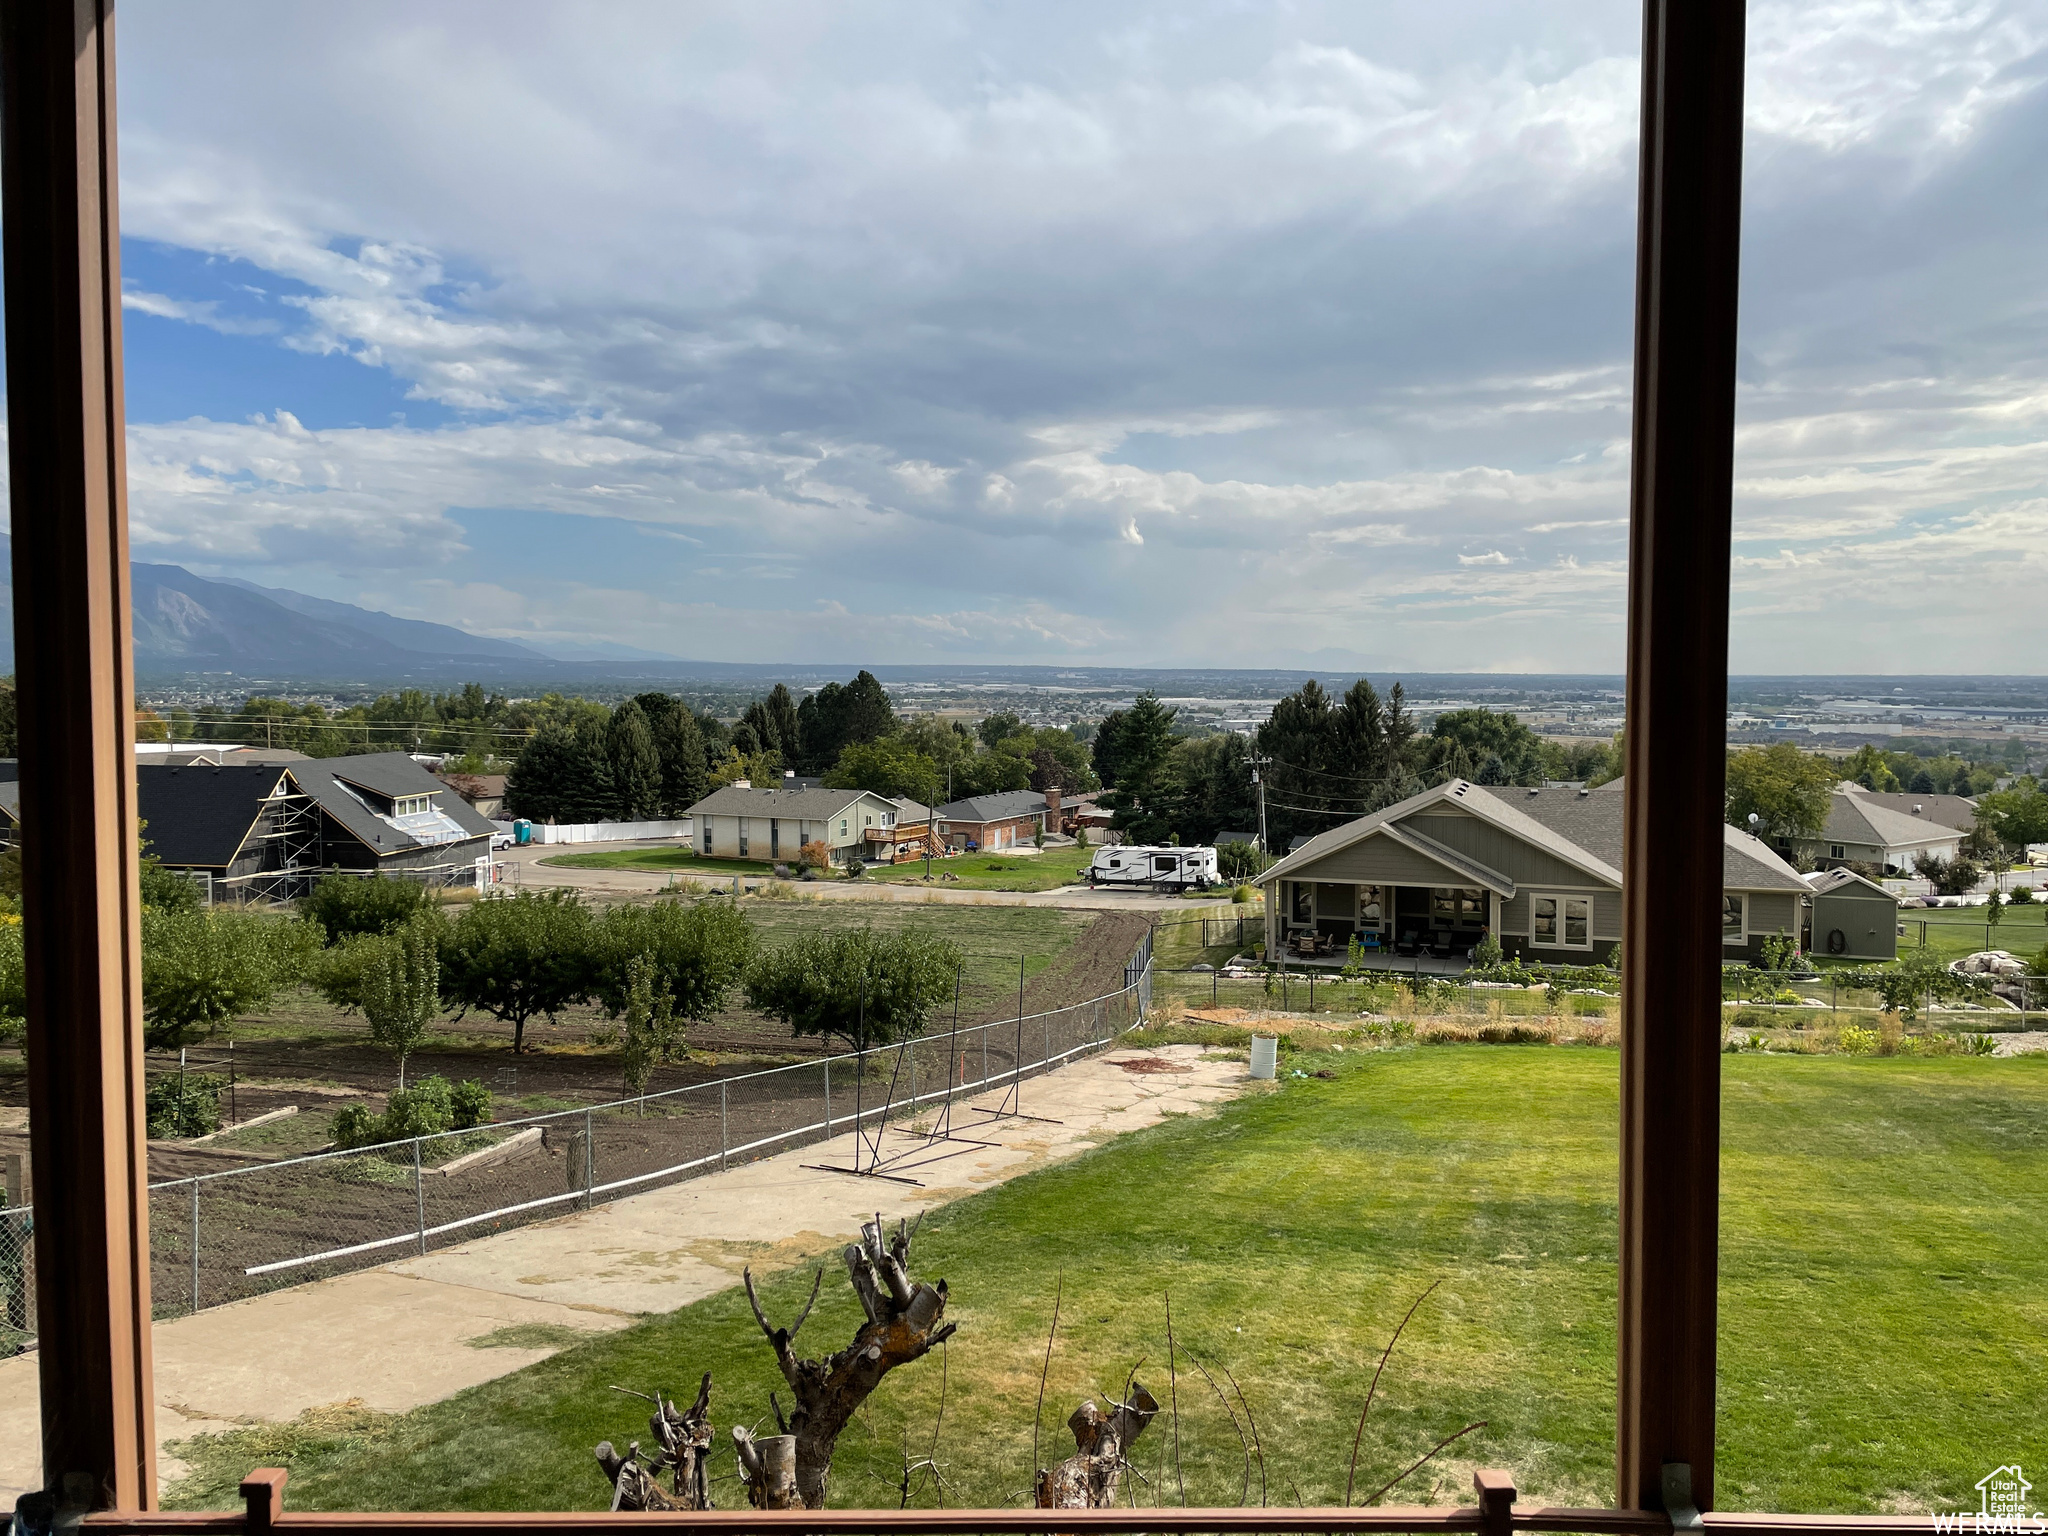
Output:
[{"xmin": 513, "ymin": 819, "xmax": 532, "ymax": 845}]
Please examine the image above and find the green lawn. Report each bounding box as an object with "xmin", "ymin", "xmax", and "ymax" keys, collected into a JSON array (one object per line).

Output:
[
  {"xmin": 863, "ymin": 842, "xmax": 1096, "ymax": 891},
  {"xmin": 1897, "ymin": 901, "xmax": 2048, "ymax": 964},
  {"xmin": 740, "ymin": 901, "xmax": 1096, "ymax": 996},
  {"xmin": 160, "ymin": 1047, "xmax": 2048, "ymax": 1516}
]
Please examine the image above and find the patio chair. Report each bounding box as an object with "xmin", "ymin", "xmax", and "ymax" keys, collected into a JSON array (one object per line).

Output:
[{"xmin": 1393, "ymin": 928, "xmax": 1421, "ymax": 957}]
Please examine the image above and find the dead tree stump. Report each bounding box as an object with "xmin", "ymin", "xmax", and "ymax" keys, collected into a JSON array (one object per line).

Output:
[
  {"xmin": 1035, "ymin": 1385, "xmax": 1160, "ymax": 1509},
  {"xmin": 732, "ymin": 1428, "xmax": 803, "ymax": 1509},
  {"xmin": 595, "ymin": 1372, "xmax": 714, "ymax": 1510},
  {"xmin": 743, "ymin": 1213, "xmax": 957, "ymax": 1509}
]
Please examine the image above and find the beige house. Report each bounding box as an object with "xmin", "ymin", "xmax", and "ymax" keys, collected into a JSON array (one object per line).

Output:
[
  {"xmin": 1255, "ymin": 778, "xmax": 1811, "ymax": 965},
  {"xmin": 685, "ymin": 784, "xmax": 926, "ymax": 866}
]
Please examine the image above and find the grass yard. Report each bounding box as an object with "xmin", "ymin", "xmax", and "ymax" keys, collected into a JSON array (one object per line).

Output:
[
  {"xmin": 864, "ymin": 841, "xmax": 1096, "ymax": 891},
  {"xmin": 160, "ymin": 1046, "xmax": 2047, "ymax": 1516},
  {"xmin": 1896, "ymin": 902, "xmax": 2048, "ymax": 965},
  {"xmin": 741, "ymin": 901, "xmax": 1097, "ymax": 996}
]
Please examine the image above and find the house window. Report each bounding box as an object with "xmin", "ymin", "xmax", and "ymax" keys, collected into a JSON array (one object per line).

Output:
[
  {"xmin": 1291, "ymin": 883, "xmax": 1313, "ymax": 924},
  {"xmin": 1722, "ymin": 894, "xmax": 1746, "ymax": 943},
  {"xmin": 1459, "ymin": 889, "xmax": 1485, "ymax": 921},
  {"xmin": 1533, "ymin": 893, "xmax": 1591, "ymax": 949},
  {"xmin": 840, "ymin": 819, "xmax": 849, "ymax": 837},
  {"xmin": 1431, "ymin": 889, "xmax": 1456, "ymax": 923},
  {"xmin": 1829, "ymin": 844, "xmax": 1845, "ymax": 860},
  {"xmin": 738, "ymin": 817, "xmax": 749, "ymax": 858}
]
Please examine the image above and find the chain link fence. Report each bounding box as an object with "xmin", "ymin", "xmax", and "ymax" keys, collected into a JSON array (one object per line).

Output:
[{"xmin": 114, "ymin": 937, "xmax": 1154, "ymax": 1326}]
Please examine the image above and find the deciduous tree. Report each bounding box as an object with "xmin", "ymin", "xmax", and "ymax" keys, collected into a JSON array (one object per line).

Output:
[
  {"xmin": 744, "ymin": 927, "xmax": 960, "ymax": 1051},
  {"xmin": 359, "ymin": 917, "xmax": 441, "ymax": 1088},
  {"xmin": 1725, "ymin": 742, "xmax": 1837, "ymax": 846},
  {"xmin": 439, "ymin": 889, "xmax": 595, "ymax": 1053}
]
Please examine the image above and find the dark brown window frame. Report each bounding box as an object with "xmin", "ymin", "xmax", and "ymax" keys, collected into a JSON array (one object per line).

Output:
[{"xmin": 0, "ymin": 2, "xmax": 1914, "ymax": 1531}]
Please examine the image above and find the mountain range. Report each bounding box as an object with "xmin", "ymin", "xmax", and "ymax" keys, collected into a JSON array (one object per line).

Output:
[{"xmin": 0, "ymin": 546, "xmax": 700, "ymax": 683}]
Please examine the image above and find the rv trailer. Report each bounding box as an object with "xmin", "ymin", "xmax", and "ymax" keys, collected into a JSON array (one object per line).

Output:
[{"xmin": 1087, "ymin": 844, "xmax": 1220, "ymax": 891}]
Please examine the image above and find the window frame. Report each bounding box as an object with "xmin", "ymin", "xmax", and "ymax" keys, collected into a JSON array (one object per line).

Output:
[
  {"xmin": 1530, "ymin": 891, "xmax": 1594, "ymax": 951},
  {"xmin": 1721, "ymin": 893, "xmax": 1746, "ymax": 944}
]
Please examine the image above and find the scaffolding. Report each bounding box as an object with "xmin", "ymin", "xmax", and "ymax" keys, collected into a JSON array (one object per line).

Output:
[{"xmin": 247, "ymin": 784, "xmax": 320, "ymax": 902}]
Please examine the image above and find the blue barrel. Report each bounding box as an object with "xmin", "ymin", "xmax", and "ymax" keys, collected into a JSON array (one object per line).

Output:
[{"xmin": 513, "ymin": 819, "xmax": 532, "ymax": 845}]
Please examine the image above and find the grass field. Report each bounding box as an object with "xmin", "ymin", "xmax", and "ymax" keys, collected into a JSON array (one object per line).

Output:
[
  {"xmin": 865, "ymin": 842, "xmax": 1095, "ymax": 891},
  {"xmin": 161, "ymin": 1046, "xmax": 2048, "ymax": 1516},
  {"xmin": 740, "ymin": 901, "xmax": 1097, "ymax": 994},
  {"xmin": 1897, "ymin": 901, "xmax": 2048, "ymax": 964}
]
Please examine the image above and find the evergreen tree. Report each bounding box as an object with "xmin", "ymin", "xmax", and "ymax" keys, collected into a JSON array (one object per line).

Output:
[
  {"xmin": 503, "ymin": 721, "xmax": 580, "ymax": 822},
  {"xmin": 606, "ymin": 699, "xmax": 663, "ymax": 820},
  {"xmin": 794, "ymin": 670, "xmax": 895, "ymax": 772},
  {"xmin": 560, "ymin": 716, "xmax": 617, "ymax": 823},
  {"xmin": 695, "ymin": 708, "xmax": 731, "ymax": 759},
  {"xmin": 1092, "ymin": 709, "xmax": 1127, "ymax": 789},
  {"xmin": 763, "ymin": 683, "xmax": 801, "ymax": 758},
  {"xmin": 652, "ymin": 705, "xmax": 708, "ymax": 816},
  {"xmin": 1102, "ymin": 692, "xmax": 1178, "ymax": 842}
]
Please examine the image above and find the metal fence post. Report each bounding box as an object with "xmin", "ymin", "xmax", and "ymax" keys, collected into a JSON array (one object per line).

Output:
[
  {"xmin": 720, "ymin": 1082, "xmax": 729, "ymax": 1170},
  {"xmin": 413, "ymin": 1140, "xmax": 426, "ymax": 1256},
  {"xmin": 1212, "ymin": 970, "xmax": 1217, "ymax": 1006},
  {"xmin": 981, "ymin": 1023, "xmax": 989, "ymax": 1088},
  {"xmin": 584, "ymin": 1109, "xmax": 595, "ymax": 1209},
  {"xmin": 823, "ymin": 1059, "xmax": 832, "ymax": 1134},
  {"xmin": 189, "ymin": 1179, "xmax": 201, "ymax": 1314}
]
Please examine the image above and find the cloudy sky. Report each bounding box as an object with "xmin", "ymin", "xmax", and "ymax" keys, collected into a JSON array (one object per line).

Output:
[{"xmin": 90, "ymin": 1, "xmax": 2048, "ymax": 671}]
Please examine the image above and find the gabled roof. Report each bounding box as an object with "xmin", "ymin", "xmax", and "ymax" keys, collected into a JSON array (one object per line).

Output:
[
  {"xmin": 1254, "ymin": 779, "xmax": 1624, "ymax": 890},
  {"xmin": 934, "ymin": 789, "xmax": 1050, "ymax": 824},
  {"xmin": 685, "ymin": 784, "xmax": 878, "ymax": 820},
  {"xmin": 1215, "ymin": 830, "xmax": 1258, "ymax": 846},
  {"xmin": 288, "ymin": 753, "xmax": 494, "ymax": 857},
  {"xmin": 1376, "ymin": 821, "xmax": 1516, "ymax": 896},
  {"xmin": 136, "ymin": 764, "xmax": 289, "ymax": 869},
  {"xmin": 1519, "ymin": 780, "xmax": 1842, "ymax": 893},
  {"xmin": 1720, "ymin": 824, "xmax": 1812, "ymax": 891},
  {"xmin": 1807, "ymin": 867, "xmax": 1898, "ymax": 900},
  {"xmin": 1839, "ymin": 785, "xmax": 1977, "ymax": 832},
  {"xmin": 1823, "ymin": 791, "xmax": 1962, "ymax": 852}
]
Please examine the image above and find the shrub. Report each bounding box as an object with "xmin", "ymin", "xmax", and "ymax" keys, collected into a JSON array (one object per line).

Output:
[
  {"xmin": 1837, "ymin": 1024, "xmax": 1880, "ymax": 1056},
  {"xmin": 382, "ymin": 1077, "xmax": 455, "ymax": 1139},
  {"xmin": 1472, "ymin": 932, "xmax": 1504, "ymax": 968},
  {"xmin": 2011, "ymin": 886, "xmax": 2035, "ymax": 905},
  {"xmin": 301, "ymin": 872, "xmax": 429, "ymax": 945},
  {"xmin": 145, "ymin": 1073, "xmax": 225, "ymax": 1138},
  {"xmin": 138, "ymin": 858, "xmax": 202, "ymax": 914},
  {"xmin": 449, "ymin": 1078, "xmax": 493, "ymax": 1130},
  {"xmin": 795, "ymin": 840, "xmax": 831, "ymax": 873},
  {"xmin": 329, "ymin": 1103, "xmax": 380, "ymax": 1150},
  {"xmin": 1232, "ymin": 884, "xmax": 1257, "ymax": 905},
  {"xmin": 1216, "ymin": 842, "xmax": 1268, "ymax": 881},
  {"xmin": 845, "ymin": 858, "xmax": 866, "ymax": 879},
  {"xmin": 0, "ymin": 922, "xmax": 23, "ymax": 1042}
]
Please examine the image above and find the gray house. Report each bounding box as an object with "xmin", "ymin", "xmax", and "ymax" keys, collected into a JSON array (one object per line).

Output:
[
  {"xmin": 1254, "ymin": 777, "xmax": 1811, "ymax": 965},
  {"xmin": 685, "ymin": 784, "xmax": 922, "ymax": 866},
  {"xmin": 1787, "ymin": 789, "xmax": 1963, "ymax": 873}
]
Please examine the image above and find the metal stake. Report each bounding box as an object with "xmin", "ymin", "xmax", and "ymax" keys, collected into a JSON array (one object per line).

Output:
[
  {"xmin": 720, "ymin": 1082, "xmax": 728, "ymax": 1171},
  {"xmin": 584, "ymin": 1109, "xmax": 595, "ymax": 1209},
  {"xmin": 189, "ymin": 1179, "xmax": 201, "ymax": 1314},
  {"xmin": 824, "ymin": 1059, "xmax": 832, "ymax": 1134}
]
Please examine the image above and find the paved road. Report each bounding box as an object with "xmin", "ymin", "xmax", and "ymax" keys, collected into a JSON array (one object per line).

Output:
[{"xmin": 496, "ymin": 839, "xmax": 1205, "ymax": 911}]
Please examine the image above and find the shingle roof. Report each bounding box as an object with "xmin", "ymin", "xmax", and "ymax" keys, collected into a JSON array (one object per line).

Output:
[
  {"xmin": 289, "ymin": 753, "xmax": 495, "ymax": 856},
  {"xmin": 136, "ymin": 764, "xmax": 290, "ymax": 868},
  {"xmin": 934, "ymin": 790, "xmax": 1050, "ymax": 824},
  {"xmin": 685, "ymin": 784, "xmax": 877, "ymax": 820},
  {"xmin": 1808, "ymin": 867, "xmax": 1898, "ymax": 899},
  {"xmin": 1839, "ymin": 787, "xmax": 1977, "ymax": 832},
  {"xmin": 1513, "ymin": 781, "xmax": 1808, "ymax": 891},
  {"xmin": 1823, "ymin": 791, "xmax": 1964, "ymax": 851}
]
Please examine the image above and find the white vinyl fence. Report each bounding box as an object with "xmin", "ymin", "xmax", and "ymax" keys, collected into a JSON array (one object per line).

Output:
[{"xmin": 492, "ymin": 818, "xmax": 692, "ymax": 845}]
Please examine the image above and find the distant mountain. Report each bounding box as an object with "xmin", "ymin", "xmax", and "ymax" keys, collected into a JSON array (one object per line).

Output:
[{"xmin": 216, "ymin": 578, "xmax": 549, "ymax": 662}]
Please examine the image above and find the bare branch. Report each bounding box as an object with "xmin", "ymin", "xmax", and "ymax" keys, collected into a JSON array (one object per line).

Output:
[
  {"xmin": 1031, "ymin": 1274, "xmax": 1064, "ymax": 1491},
  {"xmin": 787, "ymin": 1267, "xmax": 825, "ymax": 1341},
  {"xmin": 1164, "ymin": 1292, "xmax": 1185, "ymax": 1508},
  {"xmin": 1220, "ymin": 1362, "xmax": 1267, "ymax": 1509},
  {"xmin": 1183, "ymin": 1351, "xmax": 1250, "ymax": 1506},
  {"xmin": 1346, "ymin": 1279, "xmax": 1443, "ymax": 1508},
  {"xmin": 1362, "ymin": 1420, "xmax": 1488, "ymax": 1507}
]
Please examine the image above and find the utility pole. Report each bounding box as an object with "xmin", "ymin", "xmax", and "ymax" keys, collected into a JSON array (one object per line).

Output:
[{"xmin": 1248, "ymin": 750, "xmax": 1272, "ymax": 853}]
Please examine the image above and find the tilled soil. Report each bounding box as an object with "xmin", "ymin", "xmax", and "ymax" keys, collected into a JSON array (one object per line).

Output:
[{"xmin": 0, "ymin": 911, "xmax": 1155, "ymax": 1318}]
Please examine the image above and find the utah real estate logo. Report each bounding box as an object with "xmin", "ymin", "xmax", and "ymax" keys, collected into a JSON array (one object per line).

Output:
[{"xmin": 1934, "ymin": 1466, "xmax": 2042, "ymax": 1534}]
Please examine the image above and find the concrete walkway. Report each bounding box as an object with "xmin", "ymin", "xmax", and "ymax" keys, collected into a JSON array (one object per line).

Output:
[{"xmin": 0, "ymin": 1043, "xmax": 1247, "ymax": 1504}]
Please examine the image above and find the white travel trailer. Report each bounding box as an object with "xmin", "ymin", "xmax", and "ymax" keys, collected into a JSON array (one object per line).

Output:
[{"xmin": 1087, "ymin": 844, "xmax": 1220, "ymax": 891}]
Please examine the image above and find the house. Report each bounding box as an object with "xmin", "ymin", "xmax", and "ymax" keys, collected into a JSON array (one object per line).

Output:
[
  {"xmin": 1791, "ymin": 789, "xmax": 1964, "ymax": 873},
  {"xmin": 685, "ymin": 784, "xmax": 925, "ymax": 866},
  {"xmin": 136, "ymin": 751, "xmax": 496, "ymax": 899},
  {"xmin": 1837, "ymin": 783, "xmax": 1978, "ymax": 833},
  {"xmin": 932, "ymin": 788, "xmax": 1056, "ymax": 852},
  {"xmin": 437, "ymin": 771, "xmax": 508, "ymax": 820},
  {"xmin": 1254, "ymin": 777, "xmax": 1811, "ymax": 965},
  {"xmin": 1806, "ymin": 868, "xmax": 1899, "ymax": 961}
]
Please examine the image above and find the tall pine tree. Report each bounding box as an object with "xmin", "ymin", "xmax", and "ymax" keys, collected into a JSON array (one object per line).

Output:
[
  {"xmin": 606, "ymin": 700, "xmax": 663, "ymax": 820},
  {"xmin": 503, "ymin": 722, "xmax": 578, "ymax": 822},
  {"xmin": 560, "ymin": 716, "xmax": 617, "ymax": 823},
  {"xmin": 652, "ymin": 706, "xmax": 707, "ymax": 816}
]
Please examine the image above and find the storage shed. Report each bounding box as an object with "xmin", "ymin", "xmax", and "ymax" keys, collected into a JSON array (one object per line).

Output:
[{"xmin": 1805, "ymin": 868, "xmax": 1899, "ymax": 961}]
